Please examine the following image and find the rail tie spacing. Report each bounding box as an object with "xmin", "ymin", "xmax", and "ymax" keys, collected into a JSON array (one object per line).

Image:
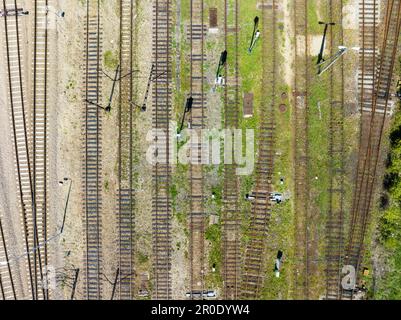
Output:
[
  {"xmin": 325, "ymin": 0, "xmax": 346, "ymax": 300},
  {"xmin": 83, "ymin": 0, "xmax": 103, "ymax": 300},
  {"xmin": 117, "ymin": 0, "xmax": 136, "ymax": 300},
  {"xmin": 152, "ymin": 0, "xmax": 172, "ymax": 300},
  {"xmin": 32, "ymin": 0, "xmax": 50, "ymax": 300},
  {"xmin": 187, "ymin": 0, "xmax": 207, "ymax": 299}
]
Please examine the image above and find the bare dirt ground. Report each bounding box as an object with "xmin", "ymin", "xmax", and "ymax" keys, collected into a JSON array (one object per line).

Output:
[
  {"xmin": 0, "ymin": 0, "xmax": 373, "ymax": 301},
  {"xmin": 281, "ymin": 0, "xmax": 294, "ymax": 88},
  {"xmin": 343, "ymin": 0, "xmax": 359, "ymax": 31},
  {"xmin": 53, "ymin": 0, "xmax": 122, "ymax": 299},
  {"xmin": 98, "ymin": 0, "xmax": 120, "ymax": 299},
  {"xmin": 50, "ymin": 0, "xmax": 87, "ymax": 299},
  {"xmin": 132, "ymin": 0, "xmax": 157, "ymax": 299}
]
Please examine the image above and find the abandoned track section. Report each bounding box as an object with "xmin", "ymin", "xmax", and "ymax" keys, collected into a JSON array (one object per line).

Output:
[
  {"xmin": 222, "ymin": 0, "xmax": 240, "ymax": 300},
  {"xmin": 342, "ymin": 0, "xmax": 401, "ymax": 300},
  {"xmin": 152, "ymin": 0, "xmax": 172, "ymax": 300},
  {"xmin": 241, "ymin": 0, "xmax": 277, "ymax": 299},
  {"xmin": 32, "ymin": 0, "xmax": 49, "ymax": 300},
  {"xmin": 325, "ymin": 0, "xmax": 346, "ymax": 300},
  {"xmin": 117, "ymin": 0, "xmax": 135, "ymax": 300},
  {"xmin": 188, "ymin": 0, "xmax": 206, "ymax": 298},
  {"xmin": 2, "ymin": 0, "xmax": 38, "ymax": 300},
  {"xmin": 293, "ymin": 0, "xmax": 310, "ymax": 300},
  {"xmin": 83, "ymin": 1, "xmax": 103, "ymax": 300}
]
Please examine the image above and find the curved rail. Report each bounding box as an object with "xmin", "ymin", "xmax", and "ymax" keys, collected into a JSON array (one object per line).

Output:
[{"xmin": 342, "ymin": 0, "xmax": 401, "ymax": 300}]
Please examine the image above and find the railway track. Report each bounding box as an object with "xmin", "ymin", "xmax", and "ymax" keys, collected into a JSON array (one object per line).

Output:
[
  {"xmin": 32, "ymin": 0, "xmax": 49, "ymax": 300},
  {"xmin": 152, "ymin": 0, "xmax": 172, "ymax": 300},
  {"xmin": 325, "ymin": 0, "xmax": 346, "ymax": 300},
  {"xmin": 83, "ymin": 0, "xmax": 103, "ymax": 300},
  {"xmin": 187, "ymin": 0, "xmax": 206, "ymax": 299},
  {"xmin": 342, "ymin": 0, "xmax": 401, "ymax": 300},
  {"xmin": 241, "ymin": 0, "xmax": 277, "ymax": 299},
  {"xmin": 2, "ymin": 0, "xmax": 43, "ymax": 300},
  {"xmin": 117, "ymin": 0, "xmax": 135, "ymax": 300},
  {"xmin": 221, "ymin": 0, "xmax": 240, "ymax": 300},
  {"xmin": 358, "ymin": 0, "xmax": 379, "ymax": 116},
  {"xmin": 292, "ymin": 0, "xmax": 310, "ymax": 300}
]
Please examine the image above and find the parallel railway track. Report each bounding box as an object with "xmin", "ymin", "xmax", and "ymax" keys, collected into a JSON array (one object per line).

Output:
[
  {"xmin": 1, "ymin": 0, "xmax": 52, "ymax": 300},
  {"xmin": 325, "ymin": 0, "xmax": 346, "ymax": 300},
  {"xmin": 83, "ymin": 0, "xmax": 103, "ymax": 300},
  {"xmin": 2, "ymin": 0, "xmax": 42, "ymax": 300},
  {"xmin": 342, "ymin": 0, "xmax": 401, "ymax": 300},
  {"xmin": 241, "ymin": 0, "xmax": 277, "ymax": 299},
  {"xmin": 222, "ymin": 0, "xmax": 240, "ymax": 300},
  {"xmin": 152, "ymin": 0, "xmax": 172, "ymax": 300},
  {"xmin": 32, "ymin": 0, "xmax": 49, "ymax": 300},
  {"xmin": 117, "ymin": 0, "xmax": 135, "ymax": 300},
  {"xmin": 188, "ymin": 0, "xmax": 206, "ymax": 298}
]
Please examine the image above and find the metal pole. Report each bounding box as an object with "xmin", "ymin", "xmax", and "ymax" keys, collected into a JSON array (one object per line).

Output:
[
  {"xmin": 110, "ymin": 268, "xmax": 120, "ymax": 300},
  {"xmin": 248, "ymin": 16, "xmax": 259, "ymax": 52},
  {"xmin": 61, "ymin": 178, "xmax": 72, "ymax": 233},
  {"xmin": 70, "ymin": 268, "xmax": 80, "ymax": 300}
]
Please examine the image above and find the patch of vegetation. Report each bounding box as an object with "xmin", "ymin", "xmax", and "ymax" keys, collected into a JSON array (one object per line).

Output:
[
  {"xmin": 205, "ymin": 224, "xmax": 223, "ymax": 287},
  {"xmin": 307, "ymin": 0, "xmax": 321, "ymax": 34},
  {"xmin": 66, "ymin": 79, "xmax": 76, "ymax": 90},
  {"xmin": 375, "ymin": 98, "xmax": 401, "ymax": 299},
  {"xmin": 138, "ymin": 251, "xmax": 149, "ymax": 265},
  {"xmin": 378, "ymin": 110, "xmax": 401, "ymax": 248},
  {"xmin": 103, "ymin": 50, "xmax": 118, "ymax": 70}
]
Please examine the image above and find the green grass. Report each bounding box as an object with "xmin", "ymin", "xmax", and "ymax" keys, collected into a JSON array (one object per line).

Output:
[
  {"xmin": 138, "ymin": 251, "xmax": 149, "ymax": 264},
  {"xmin": 205, "ymin": 224, "xmax": 223, "ymax": 287},
  {"xmin": 308, "ymin": 72, "xmax": 331, "ymax": 215},
  {"xmin": 374, "ymin": 103, "xmax": 401, "ymax": 299},
  {"xmin": 307, "ymin": 0, "xmax": 321, "ymax": 34},
  {"xmin": 103, "ymin": 50, "xmax": 118, "ymax": 70},
  {"xmin": 375, "ymin": 249, "xmax": 401, "ymax": 299}
]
